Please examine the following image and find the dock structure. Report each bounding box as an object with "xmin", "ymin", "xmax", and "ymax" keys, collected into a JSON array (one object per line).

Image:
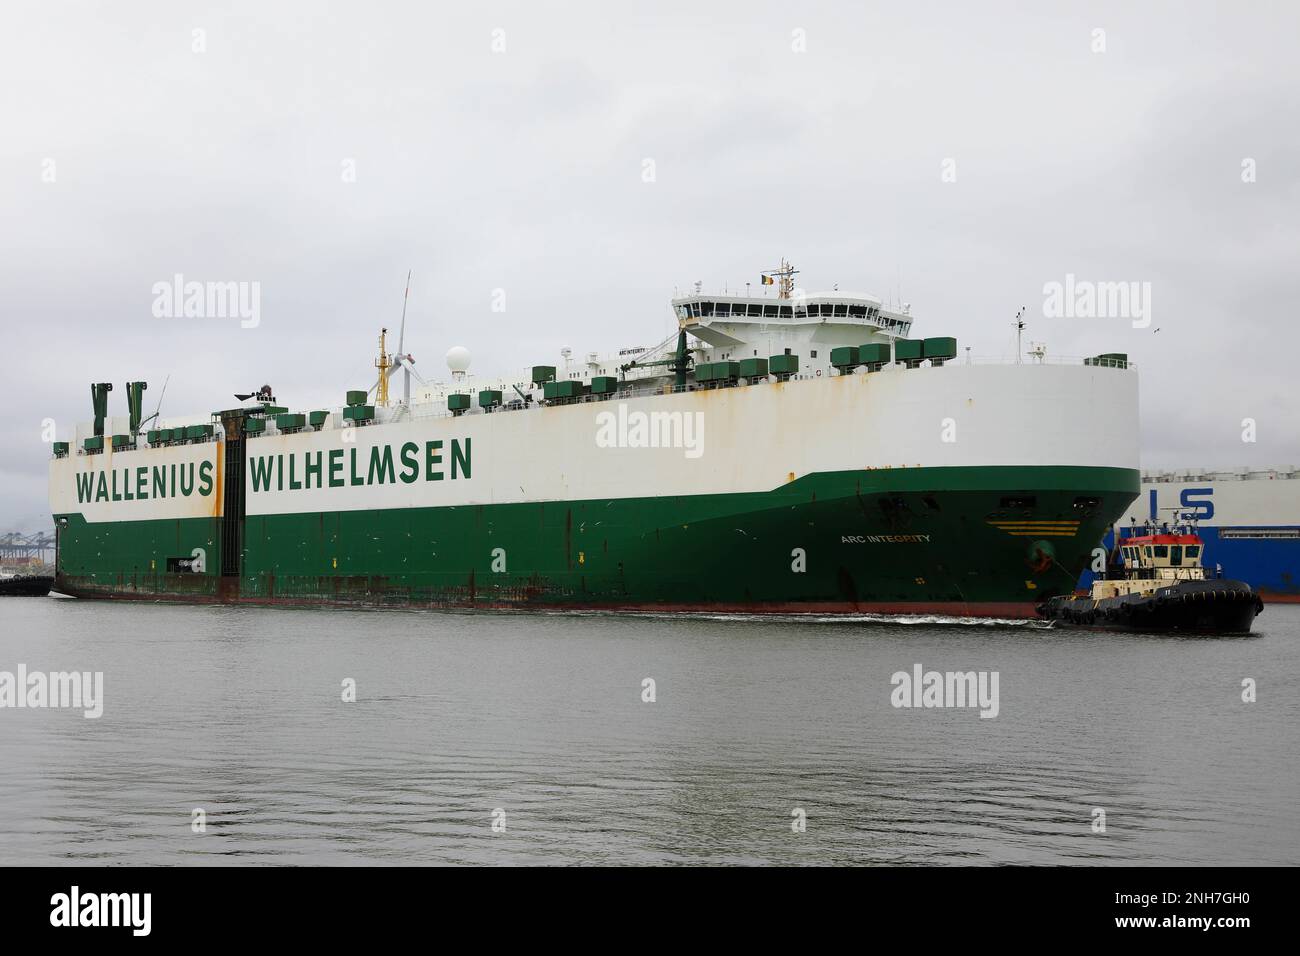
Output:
[{"xmin": 0, "ymin": 531, "xmax": 55, "ymax": 567}]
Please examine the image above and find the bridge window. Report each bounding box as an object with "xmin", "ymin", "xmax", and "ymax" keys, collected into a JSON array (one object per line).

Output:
[
  {"xmin": 1170, "ymin": 545, "xmax": 1183, "ymax": 566},
  {"xmin": 1186, "ymin": 546, "xmax": 1200, "ymax": 558},
  {"xmin": 780, "ymin": 306, "xmax": 792, "ymax": 317},
  {"xmin": 1154, "ymin": 545, "xmax": 1168, "ymax": 558},
  {"xmin": 849, "ymin": 305, "xmax": 866, "ymax": 317},
  {"xmin": 715, "ymin": 303, "xmax": 730, "ymax": 316},
  {"xmin": 747, "ymin": 304, "xmax": 762, "ymax": 316},
  {"xmin": 833, "ymin": 304, "xmax": 848, "ymax": 317},
  {"xmin": 763, "ymin": 305, "xmax": 777, "ymax": 317},
  {"xmin": 700, "ymin": 302, "xmax": 714, "ymax": 316}
]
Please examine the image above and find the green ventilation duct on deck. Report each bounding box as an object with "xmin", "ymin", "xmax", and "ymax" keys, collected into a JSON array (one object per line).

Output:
[
  {"xmin": 126, "ymin": 381, "xmax": 147, "ymax": 435},
  {"xmin": 90, "ymin": 383, "xmax": 113, "ymax": 437}
]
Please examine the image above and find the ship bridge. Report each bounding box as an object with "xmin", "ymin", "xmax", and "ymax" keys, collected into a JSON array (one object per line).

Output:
[
  {"xmin": 1119, "ymin": 533, "xmax": 1205, "ymax": 571},
  {"xmin": 670, "ymin": 260, "xmax": 913, "ymax": 365},
  {"xmin": 672, "ymin": 291, "xmax": 913, "ymax": 349}
]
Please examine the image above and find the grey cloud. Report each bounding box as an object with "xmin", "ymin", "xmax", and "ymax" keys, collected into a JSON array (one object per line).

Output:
[{"xmin": 1, "ymin": 1, "xmax": 1298, "ymax": 530}]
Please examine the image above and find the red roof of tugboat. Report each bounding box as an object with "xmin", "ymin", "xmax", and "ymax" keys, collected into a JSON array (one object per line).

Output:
[{"xmin": 1123, "ymin": 533, "xmax": 1203, "ymax": 546}]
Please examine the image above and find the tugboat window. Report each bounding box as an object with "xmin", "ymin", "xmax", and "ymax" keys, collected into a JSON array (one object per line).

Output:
[
  {"xmin": 1170, "ymin": 546, "xmax": 1183, "ymax": 566},
  {"xmin": 1186, "ymin": 546, "xmax": 1200, "ymax": 558},
  {"xmin": 1154, "ymin": 545, "xmax": 1168, "ymax": 558}
]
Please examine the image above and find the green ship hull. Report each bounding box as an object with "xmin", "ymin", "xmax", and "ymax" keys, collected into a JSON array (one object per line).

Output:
[{"xmin": 54, "ymin": 464, "xmax": 1138, "ymax": 617}]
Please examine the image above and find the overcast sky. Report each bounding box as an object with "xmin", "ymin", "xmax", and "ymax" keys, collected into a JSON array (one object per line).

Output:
[{"xmin": 2, "ymin": 1, "xmax": 1298, "ymax": 530}]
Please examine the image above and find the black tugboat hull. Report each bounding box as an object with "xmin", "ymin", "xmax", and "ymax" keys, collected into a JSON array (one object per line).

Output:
[
  {"xmin": 1037, "ymin": 579, "xmax": 1263, "ymax": 634},
  {"xmin": 0, "ymin": 575, "xmax": 54, "ymax": 597}
]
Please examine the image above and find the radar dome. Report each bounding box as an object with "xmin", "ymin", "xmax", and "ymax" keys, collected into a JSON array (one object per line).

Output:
[{"xmin": 446, "ymin": 346, "xmax": 472, "ymax": 374}]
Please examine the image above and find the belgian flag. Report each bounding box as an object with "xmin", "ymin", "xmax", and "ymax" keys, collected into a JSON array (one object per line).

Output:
[{"xmin": 761, "ymin": 274, "xmax": 774, "ymax": 286}]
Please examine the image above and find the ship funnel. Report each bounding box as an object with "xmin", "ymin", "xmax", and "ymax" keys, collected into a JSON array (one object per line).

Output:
[
  {"xmin": 126, "ymin": 381, "xmax": 148, "ymax": 435},
  {"xmin": 90, "ymin": 382, "xmax": 113, "ymax": 437}
]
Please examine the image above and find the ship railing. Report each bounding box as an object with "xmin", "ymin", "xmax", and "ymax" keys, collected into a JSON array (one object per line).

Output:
[
  {"xmin": 66, "ymin": 353, "xmax": 1140, "ymax": 445},
  {"xmin": 389, "ymin": 354, "xmax": 1139, "ymax": 423},
  {"xmin": 966, "ymin": 355, "xmax": 1136, "ymax": 369}
]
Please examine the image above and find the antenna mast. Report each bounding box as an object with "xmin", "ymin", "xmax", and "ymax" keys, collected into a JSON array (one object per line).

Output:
[
  {"xmin": 398, "ymin": 270, "xmax": 412, "ymax": 406},
  {"xmin": 140, "ymin": 375, "xmax": 170, "ymax": 431},
  {"xmin": 1014, "ymin": 306, "xmax": 1027, "ymax": 364},
  {"xmin": 761, "ymin": 259, "xmax": 800, "ymax": 300}
]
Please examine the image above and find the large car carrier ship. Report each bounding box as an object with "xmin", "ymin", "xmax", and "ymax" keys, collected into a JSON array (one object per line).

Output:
[{"xmin": 48, "ymin": 263, "xmax": 1141, "ymax": 616}]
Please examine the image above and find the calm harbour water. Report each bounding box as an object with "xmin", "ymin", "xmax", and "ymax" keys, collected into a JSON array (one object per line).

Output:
[{"xmin": 0, "ymin": 597, "xmax": 1296, "ymax": 866}]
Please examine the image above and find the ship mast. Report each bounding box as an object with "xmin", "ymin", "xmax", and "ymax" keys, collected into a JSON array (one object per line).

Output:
[
  {"xmin": 762, "ymin": 259, "xmax": 800, "ymax": 300},
  {"xmin": 375, "ymin": 327, "xmax": 391, "ymax": 406}
]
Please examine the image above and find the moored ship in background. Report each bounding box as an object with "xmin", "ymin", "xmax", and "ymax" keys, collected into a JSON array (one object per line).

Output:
[{"xmin": 48, "ymin": 263, "xmax": 1141, "ymax": 617}]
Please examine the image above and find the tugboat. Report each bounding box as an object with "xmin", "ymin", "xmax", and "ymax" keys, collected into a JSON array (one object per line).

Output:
[
  {"xmin": 1038, "ymin": 517, "xmax": 1263, "ymax": 633},
  {"xmin": 0, "ymin": 569, "xmax": 54, "ymax": 597}
]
